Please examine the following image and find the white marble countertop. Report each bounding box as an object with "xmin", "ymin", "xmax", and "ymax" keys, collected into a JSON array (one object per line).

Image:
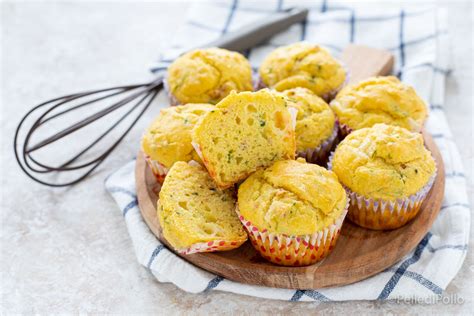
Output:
[{"xmin": 1, "ymin": 1, "xmax": 472, "ymax": 314}]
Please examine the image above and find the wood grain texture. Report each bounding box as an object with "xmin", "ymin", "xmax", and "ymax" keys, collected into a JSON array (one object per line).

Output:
[
  {"xmin": 135, "ymin": 45, "xmax": 444, "ymax": 289},
  {"xmin": 343, "ymin": 44, "xmax": 395, "ymax": 84}
]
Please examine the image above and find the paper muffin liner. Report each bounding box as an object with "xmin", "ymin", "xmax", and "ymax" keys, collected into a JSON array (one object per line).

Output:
[
  {"xmin": 336, "ymin": 120, "xmax": 353, "ymax": 139},
  {"xmin": 296, "ymin": 122, "xmax": 339, "ymax": 166},
  {"xmin": 255, "ymin": 77, "xmax": 267, "ymax": 91},
  {"xmin": 328, "ymin": 152, "xmax": 437, "ymax": 230},
  {"xmin": 255, "ymin": 63, "xmax": 350, "ymax": 102},
  {"xmin": 235, "ymin": 201, "xmax": 348, "ymax": 266},
  {"xmin": 177, "ymin": 238, "xmax": 247, "ymax": 255},
  {"xmin": 144, "ymin": 155, "xmax": 169, "ymax": 184},
  {"xmin": 252, "ymin": 71, "xmax": 261, "ymax": 91}
]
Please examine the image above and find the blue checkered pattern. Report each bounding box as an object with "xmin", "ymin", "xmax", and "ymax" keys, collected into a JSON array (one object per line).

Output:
[{"xmin": 106, "ymin": 0, "xmax": 470, "ymax": 301}]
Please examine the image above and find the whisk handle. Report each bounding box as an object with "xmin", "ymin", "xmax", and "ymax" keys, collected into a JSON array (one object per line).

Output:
[{"xmin": 204, "ymin": 7, "xmax": 309, "ymax": 52}]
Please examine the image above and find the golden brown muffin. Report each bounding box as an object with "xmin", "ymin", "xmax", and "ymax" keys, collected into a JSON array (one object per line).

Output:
[
  {"xmin": 330, "ymin": 123, "xmax": 436, "ymax": 230},
  {"xmin": 259, "ymin": 42, "xmax": 346, "ymax": 100},
  {"xmin": 141, "ymin": 103, "xmax": 214, "ymax": 182},
  {"xmin": 330, "ymin": 76, "xmax": 428, "ymax": 134},
  {"xmin": 192, "ymin": 89, "xmax": 296, "ymax": 189},
  {"xmin": 167, "ymin": 47, "xmax": 253, "ymax": 105},
  {"xmin": 158, "ymin": 161, "xmax": 247, "ymax": 254},
  {"xmin": 238, "ymin": 159, "xmax": 348, "ymax": 266}
]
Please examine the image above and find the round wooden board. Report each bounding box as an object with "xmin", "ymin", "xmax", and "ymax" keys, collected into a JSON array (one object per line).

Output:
[{"xmin": 135, "ymin": 131, "xmax": 445, "ymax": 289}]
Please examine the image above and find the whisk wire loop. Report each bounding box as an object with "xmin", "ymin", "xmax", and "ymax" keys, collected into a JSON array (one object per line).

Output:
[{"xmin": 14, "ymin": 77, "xmax": 164, "ymax": 187}]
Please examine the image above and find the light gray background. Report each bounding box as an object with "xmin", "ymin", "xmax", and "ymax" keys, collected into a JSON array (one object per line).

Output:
[{"xmin": 1, "ymin": 0, "xmax": 472, "ymax": 314}]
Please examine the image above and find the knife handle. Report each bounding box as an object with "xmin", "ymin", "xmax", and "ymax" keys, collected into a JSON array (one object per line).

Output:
[{"xmin": 203, "ymin": 7, "xmax": 309, "ymax": 52}]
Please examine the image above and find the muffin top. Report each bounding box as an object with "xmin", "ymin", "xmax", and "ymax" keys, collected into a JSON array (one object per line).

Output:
[
  {"xmin": 167, "ymin": 47, "xmax": 253, "ymax": 105},
  {"xmin": 331, "ymin": 124, "xmax": 436, "ymax": 200},
  {"xmin": 158, "ymin": 161, "xmax": 247, "ymax": 250},
  {"xmin": 141, "ymin": 103, "xmax": 214, "ymax": 168},
  {"xmin": 238, "ymin": 159, "xmax": 347, "ymax": 235},
  {"xmin": 279, "ymin": 87, "xmax": 336, "ymax": 151},
  {"xmin": 330, "ymin": 76, "xmax": 427, "ymax": 132},
  {"xmin": 192, "ymin": 89, "xmax": 296, "ymax": 189},
  {"xmin": 259, "ymin": 42, "xmax": 346, "ymax": 98}
]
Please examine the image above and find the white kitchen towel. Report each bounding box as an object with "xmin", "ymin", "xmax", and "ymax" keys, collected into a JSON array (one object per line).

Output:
[{"xmin": 105, "ymin": 0, "xmax": 470, "ymax": 301}]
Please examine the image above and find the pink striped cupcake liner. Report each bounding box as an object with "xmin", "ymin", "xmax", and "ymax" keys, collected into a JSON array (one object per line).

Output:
[
  {"xmin": 235, "ymin": 199, "xmax": 349, "ymax": 266},
  {"xmin": 144, "ymin": 155, "xmax": 169, "ymax": 184}
]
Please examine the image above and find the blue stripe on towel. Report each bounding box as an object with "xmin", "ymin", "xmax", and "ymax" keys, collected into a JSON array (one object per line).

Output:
[
  {"xmin": 290, "ymin": 290, "xmax": 331, "ymax": 302},
  {"xmin": 404, "ymin": 31, "xmax": 447, "ymax": 48},
  {"xmin": 391, "ymin": 31, "xmax": 447, "ymax": 53},
  {"xmin": 430, "ymin": 133, "xmax": 449, "ymax": 139},
  {"xmin": 290, "ymin": 290, "xmax": 305, "ymax": 301},
  {"xmin": 158, "ymin": 58, "xmax": 175, "ymax": 63},
  {"xmin": 122, "ymin": 199, "xmax": 138, "ymax": 216},
  {"xmin": 377, "ymin": 232, "xmax": 432, "ymax": 299},
  {"xmin": 430, "ymin": 104, "xmax": 444, "ymax": 111},
  {"xmin": 150, "ymin": 66, "xmax": 169, "ymax": 74},
  {"xmin": 386, "ymin": 268, "xmax": 443, "ymax": 294},
  {"xmin": 397, "ymin": 10, "xmax": 406, "ymax": 79},
  {"xmin": 147, "ymin": 245, "xmax": 165, "ymax": 269},
  {"xmin": 307, "ymin": 10, "xmax": 430, "ymax": 25},
  {"xmin": 303, "ymin": 290, "xmax": 332, "ymax": 301},
  {"xmin": 388, "ymin": 31, "xmax": 447, "ymax": 53},
  {"xmin": 349, "ymin": 10, "xmax": 355, "ymax": 42},
  {"xmin": 187, "ymin": 20, "xmax": 222, "ymax": 32},
  {"xmin": 427, "ymin": 243, "xmax": 468, "ymax": 252},
  {"xmin": 277, "ymin": 0, "xmax": 283, "ymax": 12},
  {"xmin": 214, "ymin": 3, "xmax": 274, "ymax": 13},
  {"xmin": 320, "ymin": 0, "xmax": 328, "ymax": 13},
  {"xmin": 356, "ymin": 10, "xmax": 428, "ymax": 22},
  {"xmin": 433, "ymin": 66, "xmax": 451, "ymax": 75},
  {"xmin": 222, "ymin": 0, "xmax": 238, "ymax": 35},
  {"xmin": 445, "ymin": 172, "xmax": 466, "ymax": 179},
  {"xmin": 403, "ymin": 63, "xmax": 451, "ymax": 75},
  {"xmin": 300, "ymin": 19, "xmax": 307, "ymax": 41},
  {"xmin": 441, "ymin": 203, "xmax": 470, "ymax": 211},
  {"xmin": 205, "ymin": 276, "xmax": 224, "ymax": 291}
]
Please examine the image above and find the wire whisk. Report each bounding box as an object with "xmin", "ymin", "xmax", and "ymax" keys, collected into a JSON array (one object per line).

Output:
[{"xmin": 14, "ymin": 78, "xmax": 163, "ymax": 187}]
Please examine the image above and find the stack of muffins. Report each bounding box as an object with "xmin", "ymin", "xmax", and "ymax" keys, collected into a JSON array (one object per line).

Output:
[{"xmin": 141, "ymin": 42, "xmax": 436, "ymax": 266}]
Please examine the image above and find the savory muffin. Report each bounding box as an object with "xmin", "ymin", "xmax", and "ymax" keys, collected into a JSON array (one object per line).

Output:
[
  {"xmin": 330, "ymin": 76, "xmax": 428, "ymax": 135},
  {"xmin": 279, "ymin": 87, "xmax": 338, "ymax": 165},
  {"xmin": 330, "ymin": 123, "xmax": 436, "ymax": 230},
  {"xmin": 141, "ymin": 103, "xmax": 214, "ymax": 182},
  {"xmin": 238, "ymin": 159, "xmax": 348, "ymax": 266},
  {"xmin": 167, "ymin": 47, "xmax": 253, "ymax": 105},
  {"xmin": 158, "ymin": 161, "xmax": 247, "ymax": 254},
  {"xmin": 192, "ymin": 89, "xmax": 296, "ymax": 189},
  {"xmin": 259, "ymin": 42, "xmax": 346, "ymax": 100}
]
